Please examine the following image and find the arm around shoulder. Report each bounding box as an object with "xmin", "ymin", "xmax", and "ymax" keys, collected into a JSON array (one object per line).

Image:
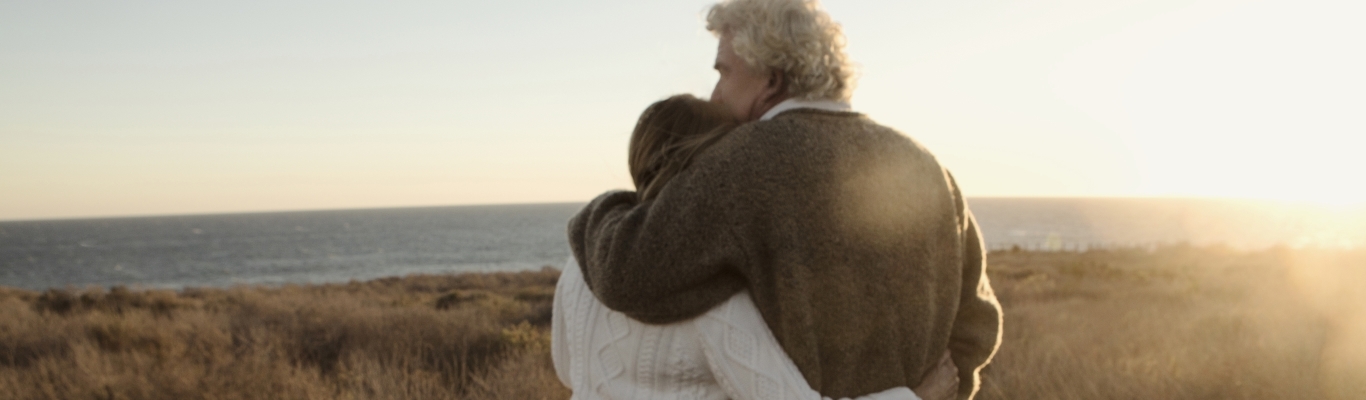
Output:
[{"xmin": 566, "ymin": 147, "xmax": 754, "ymax": 323}]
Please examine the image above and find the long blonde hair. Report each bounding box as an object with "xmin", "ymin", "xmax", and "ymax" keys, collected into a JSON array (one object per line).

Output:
[{"xmin": 629, "ymin": 95, "xmax": 739, "ymax": 201}]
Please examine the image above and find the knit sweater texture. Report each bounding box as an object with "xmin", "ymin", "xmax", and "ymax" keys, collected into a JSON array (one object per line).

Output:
[
  {"xmin": 568, "ymin": 109, "xmax": 1002, "ymax": 399},
  {"xmin": 552, "ymin": 257, "xmax": 920, "ymax": 400}
]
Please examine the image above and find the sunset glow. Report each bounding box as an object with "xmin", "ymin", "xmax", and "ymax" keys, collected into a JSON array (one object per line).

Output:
[{"xmin": 2, "ymin": 0, "xmax": 1363, "ymax": 220}]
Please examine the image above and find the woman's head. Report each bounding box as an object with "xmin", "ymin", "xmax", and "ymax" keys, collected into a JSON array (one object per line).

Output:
[{"xmin": 629, "ymin": 94, "xmax": 738, "ymax": 201}]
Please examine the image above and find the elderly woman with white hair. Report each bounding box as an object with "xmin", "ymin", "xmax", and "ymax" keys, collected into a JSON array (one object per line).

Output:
[{"xmin": 556, "ymin": 0, "xmax": 1002, "ymax": 399}]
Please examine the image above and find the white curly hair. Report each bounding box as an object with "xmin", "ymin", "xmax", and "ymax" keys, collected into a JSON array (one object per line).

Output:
[{"xmin": 706, "ymin": 0, "xmax": 855, "ymax": 102}]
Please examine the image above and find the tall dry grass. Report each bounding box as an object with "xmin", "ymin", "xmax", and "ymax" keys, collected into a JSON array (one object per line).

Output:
[
  {"xmin": 1, "ymin": 247, "xmax": 1362, "ymax": 399},
  {"xmin": 976, "ymin": 246, "xmax": 1365, "ymax": 400},
  {"xmin": 0, "ymin": 268, "xmax": 570, "ymax": 400}
]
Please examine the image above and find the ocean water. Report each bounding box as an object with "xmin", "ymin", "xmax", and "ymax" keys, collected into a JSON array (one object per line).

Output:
[
  {"xmin": 1, "ymin": 199, "xmax": 1363, "ymax": 291},
  {"xmin": 0, "ymin": 204, "xmax": 581, "ymax": 291},
  {"xmin": 969, "ymin": 198, "xmax": 1366, "ymax": 251}
]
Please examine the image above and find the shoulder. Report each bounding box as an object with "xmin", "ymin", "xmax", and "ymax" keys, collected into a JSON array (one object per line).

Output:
[
  {"xmin": 680, "ymin": 110, "xmax": 954, "ymax": 198},
  {"xmin": 720, "ymin": 110, "xmax": 943, "ymax": 169}
]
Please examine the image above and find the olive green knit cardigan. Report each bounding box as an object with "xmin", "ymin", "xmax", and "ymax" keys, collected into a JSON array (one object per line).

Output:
[{"xmin": 569, "ymin": 109, "xmax": 1002, "ymax": 399}]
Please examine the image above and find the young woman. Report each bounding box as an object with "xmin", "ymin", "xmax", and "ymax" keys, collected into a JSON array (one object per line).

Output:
[{"xmin": 551, "ymin": 95, "xmax": 960, "ymax": 400}]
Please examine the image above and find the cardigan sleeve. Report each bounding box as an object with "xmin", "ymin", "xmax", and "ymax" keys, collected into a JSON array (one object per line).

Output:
[
  {"xmin": 696, "ymin": 291, "xmax": 921, "ymax": 400},
  {"xmin": 945, "ymin": 177, "xmax": 1004, "ymax": 400},
  {"xmin": 551, "ymin": 258, "xmax": 575, "ymax": 390},
  {"xmin": 567, "ymin": 130, "xmax": 760, "ymax": 323}
]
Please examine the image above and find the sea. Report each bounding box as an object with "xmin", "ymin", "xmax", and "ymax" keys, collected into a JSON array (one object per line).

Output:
[{"xmin": 2, "ymin": 199, "xmax": 1363, "ymax": 291}]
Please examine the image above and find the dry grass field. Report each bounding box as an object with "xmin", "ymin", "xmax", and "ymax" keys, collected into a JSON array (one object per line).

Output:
[
  {"xmin": 0, "ymin": 268, "xmax": 570, "ymax": 400},
  {"xmin": 977, "ymin": 246, "xmax": 1365, "ymax": 400},
  {"xmin": 1, "ymin": 247, "xmax": 1362, "ymax": 399}
]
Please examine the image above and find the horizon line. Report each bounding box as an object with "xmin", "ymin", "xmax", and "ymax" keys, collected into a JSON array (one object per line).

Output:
[{"xmin": 2, "ymin": 195, "xmax": 1347, "ymax": 223}]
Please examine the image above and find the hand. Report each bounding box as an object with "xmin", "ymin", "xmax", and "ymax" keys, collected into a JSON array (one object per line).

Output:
[{"xmin": 913, "ymin": 350, "xmax": 959, "ymax": 400}]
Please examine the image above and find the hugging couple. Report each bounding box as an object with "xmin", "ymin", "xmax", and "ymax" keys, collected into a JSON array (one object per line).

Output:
[{"xmin": 551, "ymin": 1, "xmax": 1002, "ymax": 399}]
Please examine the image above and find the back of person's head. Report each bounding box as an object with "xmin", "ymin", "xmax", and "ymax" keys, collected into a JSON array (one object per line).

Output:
[
  {"xmin": 629, "ymin": 94, "xmax": 738, "ymax": 201},
  {"xmin": 706, "ymin": 0, "xmax": 855, "ymax": 102}
]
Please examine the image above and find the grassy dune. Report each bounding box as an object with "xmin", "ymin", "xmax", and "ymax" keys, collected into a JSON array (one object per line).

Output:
[{"xmin": 1, "ymin": 247, "xmax": 1363, "ymax": 399}]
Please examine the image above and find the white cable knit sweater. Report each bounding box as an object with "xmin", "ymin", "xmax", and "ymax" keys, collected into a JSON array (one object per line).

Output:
[{"xmin": 552, "ymin": 257, "xmax": 920, "ymax": 400}]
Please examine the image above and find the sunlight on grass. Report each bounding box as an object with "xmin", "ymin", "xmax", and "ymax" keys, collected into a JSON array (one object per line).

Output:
[
  {"xmin": 1, "ymin": 248, "xmax": 1362, "ymax": 399},
  {"xmin": 0, "ymin": 269, "xmax": 569, "ymax": 400}
]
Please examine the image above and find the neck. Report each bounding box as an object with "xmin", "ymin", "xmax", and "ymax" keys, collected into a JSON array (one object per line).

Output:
[
  {"xmin": 758, "ymin": 97, "xmax": 854, "ymax": 121},
  {"xmin": 746, "ymin": 94, "xmax": 792, "ymax": 122}
]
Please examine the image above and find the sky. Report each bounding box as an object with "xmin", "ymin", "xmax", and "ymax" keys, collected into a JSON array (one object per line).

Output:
[{"xmin": 2, "ymin": 0, "xmax": 1363, "ymax": 221}]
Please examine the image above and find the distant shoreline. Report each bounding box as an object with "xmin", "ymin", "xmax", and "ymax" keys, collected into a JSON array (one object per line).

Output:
[
  {"xmin": 5, "ymin": 201, "xmax": 1361, "ymax": 291},
  {"xmin": 3, "ymin": 244, "xmax": 1358, "ymax": 293},
  {"xmin": 7, "ymin": 196, "xmax": 1363, "ymax": 223}
]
